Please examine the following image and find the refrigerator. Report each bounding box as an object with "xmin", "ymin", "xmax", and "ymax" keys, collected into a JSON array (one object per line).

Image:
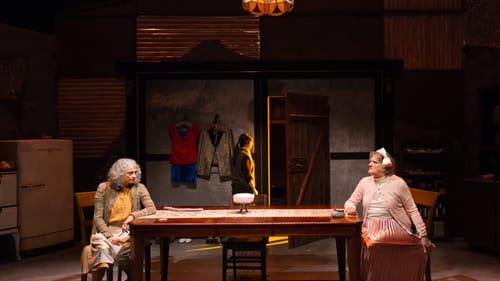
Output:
[{"xmin": 0, "ymin": 139, "xmax": 74, "ymax": 251}]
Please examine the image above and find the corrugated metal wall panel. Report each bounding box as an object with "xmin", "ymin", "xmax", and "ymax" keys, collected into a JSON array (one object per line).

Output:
[
  {"xmin": 57, "ymin": 78, "xmax": 126, "ymax": 158},
  {"xmin": 136, "ymin": 16, "xmax": 260, "ymax": 62}
]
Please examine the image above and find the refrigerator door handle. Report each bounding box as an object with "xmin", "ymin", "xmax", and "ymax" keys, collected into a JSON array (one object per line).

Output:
[{"xmin": 20, "ymin": 184, "xmax": 46, "ymax": 189}]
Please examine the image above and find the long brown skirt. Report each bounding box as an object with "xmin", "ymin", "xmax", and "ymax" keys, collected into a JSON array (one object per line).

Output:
[{"xmin": 361, "ymin": 217, "xmax": 427, "ymax": 281}]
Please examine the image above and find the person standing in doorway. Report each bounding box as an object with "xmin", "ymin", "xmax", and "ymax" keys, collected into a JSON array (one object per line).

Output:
[{"xmin": 230, "ymin": 132, "xmax": 258, "ymax": 195}]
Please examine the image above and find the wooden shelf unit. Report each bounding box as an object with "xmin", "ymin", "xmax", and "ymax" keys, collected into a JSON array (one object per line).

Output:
[{"xmin": 399, "ymin": 146, "xmax": 450, "ymax": 240}]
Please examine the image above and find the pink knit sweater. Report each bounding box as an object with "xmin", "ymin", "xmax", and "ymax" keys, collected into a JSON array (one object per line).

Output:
[{"xmin": 344, "ymin": 175, "xmax": 428, "ymax": 237}]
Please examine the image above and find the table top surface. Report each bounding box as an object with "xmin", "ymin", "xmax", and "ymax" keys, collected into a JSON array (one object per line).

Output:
[{"xmin": 130, "ymin": 205, "xmax": 362, "ymax": 227}]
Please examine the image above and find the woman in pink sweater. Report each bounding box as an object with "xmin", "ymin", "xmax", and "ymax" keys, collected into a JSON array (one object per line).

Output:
[{"xmin": 344, "ymin": 148, "xmax": 434, "ymax": 281}]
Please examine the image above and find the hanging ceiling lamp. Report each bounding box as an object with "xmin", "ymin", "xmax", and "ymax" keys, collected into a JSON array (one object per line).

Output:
[{"xmin": 242, "ymin": 0, "xmax": 294, "ymax": 17}]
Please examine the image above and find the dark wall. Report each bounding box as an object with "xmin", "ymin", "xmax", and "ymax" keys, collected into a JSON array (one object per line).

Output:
[
  {"xmin": 261, "ymin": 15, "xmax": 383, "ymax": 61},
  {"xmin": 56, "ymin": 18, "xmax": 136, "ymax": 76},
  {"xmin": 394, "ymin": 71, "xmax": 464, "ymax": 135},
  {"xmin": 464, "ymin": 46, "xmax": 500, "ymax": 176},
  {"xmin": 0, "ymin": 23, "xmax": 57, "ymax": 140}
]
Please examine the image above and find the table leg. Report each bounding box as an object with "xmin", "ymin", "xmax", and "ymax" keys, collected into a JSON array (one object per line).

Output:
[
  {"xmin": 131, "ymin": 233, "xmax": 145, "ymax": 281},
  {"xmin": 160, "ymin": 237, "xmax": 170, "ymax": 281},
  {"xmin": 335, "ymin": 237, "xmax": 346, "ymax": 281},
  {"xmin": 347, "ymin": 235, "xmax": 361, "ymax": 281}
]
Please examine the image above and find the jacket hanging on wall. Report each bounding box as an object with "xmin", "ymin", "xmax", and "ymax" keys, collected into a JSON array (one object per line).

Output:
[
  {"xmin": 168, "ymin": 121, "xmax": 200, "ymax": 186},
  {"xmin": 197, "ymin": 124, "xmax": 234, "ymax": 182}
]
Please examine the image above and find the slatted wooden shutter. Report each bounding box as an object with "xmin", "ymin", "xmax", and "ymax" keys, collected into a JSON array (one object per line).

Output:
[
  {"xmin": 136, "ymin": 16, "xmax": 260, "ymax": 62},
  {"xmin": 57, "ymin": 78, "xmax": 126, "ymax": 158}
]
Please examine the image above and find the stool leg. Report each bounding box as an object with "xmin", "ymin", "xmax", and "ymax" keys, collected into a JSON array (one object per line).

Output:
[
  {"xmin": 222, "ymin": 244, "xmax": 228, "ymax": 281},
  {"xmin": 261, "ymin": 246, "xmax": 267, "ymax": 281},
  {"xmin": 232, "ymin": 249, "xmax": 237, "ymax": 280}
]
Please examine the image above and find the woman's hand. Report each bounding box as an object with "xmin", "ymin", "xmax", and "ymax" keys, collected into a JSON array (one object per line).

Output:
[
  {"xmin": 250, "ymin": 182, "xmax": 259, "ymax": 195},
  {"xmin": 345, "ymin": 207, "xmax": 357, "ymax": 217},
  {"xmin": 108, "ymin": 236, "xmax": 122, "ymax": 245},
  {"xmin": 122, "ymin": 215, "xmax": 134, "ymax": 231},
  {"xmin": 421, "ymin": 236, "xmax": 435, "ymax": 254}
]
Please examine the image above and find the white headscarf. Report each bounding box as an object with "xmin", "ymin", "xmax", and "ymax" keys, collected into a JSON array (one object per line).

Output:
[{"xmin": 376, "ymin": 147, "xmax": 393, "ymax": 167}]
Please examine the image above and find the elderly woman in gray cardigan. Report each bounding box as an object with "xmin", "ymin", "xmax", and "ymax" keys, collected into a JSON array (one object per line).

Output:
[{"xmin": 89, "ymin": 158, "xmax": 156, "ymax": 280}]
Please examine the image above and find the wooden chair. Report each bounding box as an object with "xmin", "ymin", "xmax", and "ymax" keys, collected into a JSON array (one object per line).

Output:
[
  {"xmin": 409, "ymin": 187, "xmax": 440, "ymax": 281},
  {"xmin": 75, "ymin": 191, "xmax": 95, "ymax": 246},
  {"xmin": 222, "ymin": 194, "xmax": 268, "ymax": 281},
  {"xmin": 75, "ymin": 191, "xmax": 152, "ymax": 281},
  {"xmin": 75, "ymin": 191, "xmax": 114, "ymax": 281}
]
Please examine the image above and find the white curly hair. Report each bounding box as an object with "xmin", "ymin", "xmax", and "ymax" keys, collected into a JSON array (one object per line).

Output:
[{"xmin": 107, "ymin": 158, "xmax": 142, "ymax": 190}]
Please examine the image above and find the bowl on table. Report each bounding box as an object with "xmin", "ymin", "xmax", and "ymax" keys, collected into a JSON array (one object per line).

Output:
[{"xmin": 232, "ymin": 193, "xmax": 255, "ymax": 213}]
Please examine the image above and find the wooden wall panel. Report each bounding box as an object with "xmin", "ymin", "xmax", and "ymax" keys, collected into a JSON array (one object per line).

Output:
[
  {"xmin": 384, "ymin": 0, "xmax": 464, "ymax": 70},
  {"xmin": 136, "ymin": 16, "xmax": 260, "ymax": 62},
  {"xmin": 384, "ymin": 14, "xmax": 463, "ymax": 69},
  {"xmin": 385, "ymin": 0, "xmax": 462, "ymax": 9},
  {"xmin": 57, "ymin": 78, "xmax": 126, "ymax": 159}
]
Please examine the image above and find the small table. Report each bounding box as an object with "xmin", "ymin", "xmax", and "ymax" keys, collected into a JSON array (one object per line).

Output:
[{"xmin": 129, "ymin": 205, "xmax": 362, "ymax": 281}]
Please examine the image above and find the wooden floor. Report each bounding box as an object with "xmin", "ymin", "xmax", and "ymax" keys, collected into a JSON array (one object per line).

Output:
[
  {"xmin": 52, "ymin": 257, "xmax": 479, "ymax": 281},
  {"xmin": 54, "ymin": 254, "xmax": 340, "ymax": 281},
  {"xmin": 1, "ymin": 237, "xmax": 498, "ymax": 281}
]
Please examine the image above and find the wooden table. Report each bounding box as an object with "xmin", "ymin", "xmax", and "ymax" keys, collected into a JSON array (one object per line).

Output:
[{"xmin": 129, "ymin": 206, "xmax": 362, "ymax": 281}]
